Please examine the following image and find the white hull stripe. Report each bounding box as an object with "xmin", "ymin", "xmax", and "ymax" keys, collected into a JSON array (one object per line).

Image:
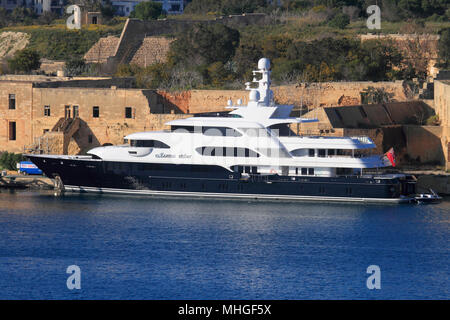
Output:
[{"xmin": 63, "ymin": 185, "xmax": 412, "ymax": 204}]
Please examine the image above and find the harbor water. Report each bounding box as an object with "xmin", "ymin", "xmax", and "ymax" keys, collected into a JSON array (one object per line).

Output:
[{"xmin": 0, "ymin": 189, "xmax": 448, "ymax": 299}]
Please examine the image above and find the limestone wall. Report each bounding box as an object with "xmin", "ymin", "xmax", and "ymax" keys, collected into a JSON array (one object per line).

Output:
[
  {"xmin": 83, "ymin": 36, "xmax": 120, "ymax": 64},
  {"xmin": 0, "ymin": 83, "xmax": 189, "ymax": 154},
  {"xmin": 434, "ymin": 80, "xmax": 450, "ymax": 169},
  {"xmin": 129, "ymin": 37, "xmax": 174, "ymax": 67},
  {"xmin": 159, "ymin": 81, "xmax": 408, "ymax": 114},
  {"xmin": 403, "ymin": 125, "xmax": 444, "ymax": 164},
  {"xmin": 272, "ymin": 81, "xmax": 407, "ymax": 108},
  {"xmin": 0, "ymin": 81, "xmax": 34, "ymax": 153}
]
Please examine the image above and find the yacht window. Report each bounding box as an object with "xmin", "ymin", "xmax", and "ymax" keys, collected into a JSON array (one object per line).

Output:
[
  {"xmin": 202, "ymin": 126, "xmax": 242, "ymax": 137},
  {"xmin": 318, "ymin": 149, "xmax": 326, "ymax": 157},
  {"xmin": 129, "ymin": 139, "xmax": 170, "ymax": 148},
  {"xmin": 301, "ymin": 168, "xmax": 307, "ymax": 175},
  {"xmin": 308, "ymin": 149, "xmax": 315, "ymax": 157},
  {"xmin": 328, "ymin": 149, "xmax": 335, "ymax": 156},
  {"xmin": 308, "ymin": 168, "xmax": 314, "ymax": 175},
  {"xmin": 268, "ymin": 124, "xmax": 296, "ymax": 137},
  {"xmin": 257, "ymin": 148, "xmax": 290, "ymax": 158},
  {"xmin": 197, "ymin": 147, "xmax": 259, "ymax": 157},
  {"xmin": 171, "ymin": 125, "xmax": 195, "ymax": 133}
]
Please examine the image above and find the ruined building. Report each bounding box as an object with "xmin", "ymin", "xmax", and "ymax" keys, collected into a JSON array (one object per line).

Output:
[{"xmin": 0, "ymin": 75, "xmax": 186, "ymax": 155}]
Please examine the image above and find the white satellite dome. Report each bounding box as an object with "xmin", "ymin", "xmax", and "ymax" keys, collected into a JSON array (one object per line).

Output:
[
  {"xmin": 258, "ymin": 58, "xmax": 270, "ymax": 70},
  {"xmin": 249, "ymin": 89, "xmax": 260, "ymax": 102}
]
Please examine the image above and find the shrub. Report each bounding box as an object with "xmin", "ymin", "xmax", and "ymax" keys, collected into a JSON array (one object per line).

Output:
[
  {"xmin": 64, "ymin": 58, "xmax": 87, "ymax": 76},
  {"xmin": 130, "ymin": 1, "xmax": 163, "ymax": 20},
  {"xmin": 8, "ymin": 48, "xmax": 41, "ymax": 73},
  {"xmin": 169, "ymin": 23, "xmax": 240, "ymax": 66},
  {"xmin": 0, "ymin": 152, "xmax": 24, "ymax": 171},
  {"xmin": 425, "ymin": 114, "xmax": 440, "ymax": 126},
  {"xmin": 328, "ymin": 13, "xmax": 350, "ymax": 29}
]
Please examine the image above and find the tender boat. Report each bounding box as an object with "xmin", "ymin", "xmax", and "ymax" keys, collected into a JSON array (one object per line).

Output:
[{"xmin": 413, "ymin": 189, "xmax": 442, "ymax": 204}]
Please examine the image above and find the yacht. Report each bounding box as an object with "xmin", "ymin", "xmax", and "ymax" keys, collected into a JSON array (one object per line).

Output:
[{"xmin": 27, "ymin": 58, "xmax": 419, "ymax": 203}]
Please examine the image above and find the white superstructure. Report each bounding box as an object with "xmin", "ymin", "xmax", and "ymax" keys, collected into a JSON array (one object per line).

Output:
[{"xmin": 88, "ymin": 58, "xmax": 390, "ymax": 177}]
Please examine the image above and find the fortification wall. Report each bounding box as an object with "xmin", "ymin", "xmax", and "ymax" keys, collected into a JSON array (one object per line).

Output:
[
  {"xmin": 272, "ymin": 81, "xmax": 407, "ymax": 108},
  {"xmin": 434, "ymin": 80, "xmax": 450, "ymax": 169},
  {"xmin": 158, "ymin": 81, "xmax": 408, "ymax": 114},
  {"xmin": 403, "ymin": 125, "xmax": 444, "ymax": 164}
]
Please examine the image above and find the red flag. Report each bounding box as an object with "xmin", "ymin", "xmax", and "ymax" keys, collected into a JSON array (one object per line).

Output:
[{"xmin": 385, "ymin": 147, "xmax": 396, "ymax": 167}]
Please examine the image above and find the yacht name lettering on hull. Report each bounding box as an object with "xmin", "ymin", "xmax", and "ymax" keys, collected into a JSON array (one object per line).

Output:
[{"xmin": 155, "ymin": 153, "xmax": 191, "ymax": 159}]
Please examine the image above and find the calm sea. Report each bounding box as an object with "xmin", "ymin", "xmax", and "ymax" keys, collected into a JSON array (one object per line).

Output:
[{"xmin": 0, "ymin": 189, "xmax": 448, "ymax": 300}]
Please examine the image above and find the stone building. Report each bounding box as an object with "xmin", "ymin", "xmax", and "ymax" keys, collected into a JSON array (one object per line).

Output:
[
  {"xmin": 434, "ymin": 80, "xmax": 450, "ymax": 169},
  {"xmin": 0, "ymin": 76, "xmax": 185, "ymax": 155}
]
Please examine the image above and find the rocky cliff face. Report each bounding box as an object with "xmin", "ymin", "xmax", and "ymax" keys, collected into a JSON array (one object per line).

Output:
[{"xmin": 0, "ymin": 32, "xmax": 30, "ymax": 60}]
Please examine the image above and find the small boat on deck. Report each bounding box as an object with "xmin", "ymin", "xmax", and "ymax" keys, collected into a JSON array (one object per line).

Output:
[{"xmin": 413, "ymin": 189, "xmax": 442, "ymax": 204}]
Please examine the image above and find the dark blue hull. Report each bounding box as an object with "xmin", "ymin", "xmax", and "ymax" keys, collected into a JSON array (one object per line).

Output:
[{"xmin": 27, "ymin": 155, "xmax": 416, "ymax": 203}]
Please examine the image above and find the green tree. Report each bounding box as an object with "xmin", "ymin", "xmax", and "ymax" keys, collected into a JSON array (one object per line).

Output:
[
  {"xmin": 10, "ymin": 7, "xmax": 35, "ymax": 24},
  {"xmin": 206, "ymin": 61, "xmax": 233, "ymax": 87},
  {"xmin": 328, "ymin": 13, "xmax": 350, "ymax": 29},
  {"xmin": 37, "ymin": 11, "xmax": 58, "ymax": 25},
  {"xmin": 136, "ymin": 63, "xmax": 170, "ymax": 88},
  {"xmin": 101, "ymin": 0, "xmax": 116, "ymax": 19},
  {"xmin": 0, "ymin": 152, "xmax": 24, "ymax": 171},
  {"xmin": 169, "ymin": 23, "xmax": 240, "ymax": 66},
  {"xmin": 115, "ymin": 64, "xmax": 139, "ymax": 77},
  {"xmin": 185, "ymin": 0, "xmax": 267, "ymax": 15},
  {"xmin": 437, "ymin": 28, "xmax": 450, "ymax": 69},
  {"xmin": 398, "ymin": 0, "xmax": 423, "ymax": 16},
  {"xmin": 232, "ymin": 42, "xmax": 263, "ymax": 80},
  {"xmin": 8, "ymin": 49, "xmax": 41, "ymax": 73},
  {"xmin": 130, "ymin": 1, "xmax": 163, "ymax": 20},
  {"xmin": 360, "ymin": 87, "xmax": 394, "ymax": 104},
  {"xmin": 0, "ymin": 7, "xmax": 9, "ymax": 28},
  {"xmin": 64, "ymin": 58, "xmax": 87, "ymax": 76},
  {"xmin": 360, "ymin": 40, "xmax": 405, "ymax": 81}
]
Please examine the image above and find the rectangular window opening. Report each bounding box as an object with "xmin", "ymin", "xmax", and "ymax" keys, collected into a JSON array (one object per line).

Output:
[
  {"xmin": 93, "ymin": 106, "xmax": 99, "ymax": 118},
  {"xmin": 44, "ymin": 105, "xmax": 51, "ymax": 117},
  {"xmin": 9, "ymin": 121, "xmax": 16, "ymax": 140},
  {"xmin": 125, "ymin": 107, "xmax": 133, "ymax": 119},
  {"xmin": 9, "ymin": 94, "xmax": 16, "ymax": 110}
]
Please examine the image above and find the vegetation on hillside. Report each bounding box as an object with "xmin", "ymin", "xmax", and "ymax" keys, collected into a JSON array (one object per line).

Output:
[
  {"xmin": 8, "ymin": 48, "xmax": 41, "ymax": 73},
  {"xmin": 114, "ymin": 22, "xmax": 428, "ymax": 90},
  {"xmin": 0, "ymin": 24, "xmax": 123, "ymax": 61},
  {"xmin": 0, "ymin": 0, "xmax": 448, "ymax": 86},
  {"xmin": 185, "ymin": 0, "xmax": 449, "ymax": 21},
  {"xmin": 129, "ymin": 1, "xmax": 165, "ymax": 20},
  {"xmin": 438, "ymin": 28, "xmax": 450, "ymax": 68}
]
